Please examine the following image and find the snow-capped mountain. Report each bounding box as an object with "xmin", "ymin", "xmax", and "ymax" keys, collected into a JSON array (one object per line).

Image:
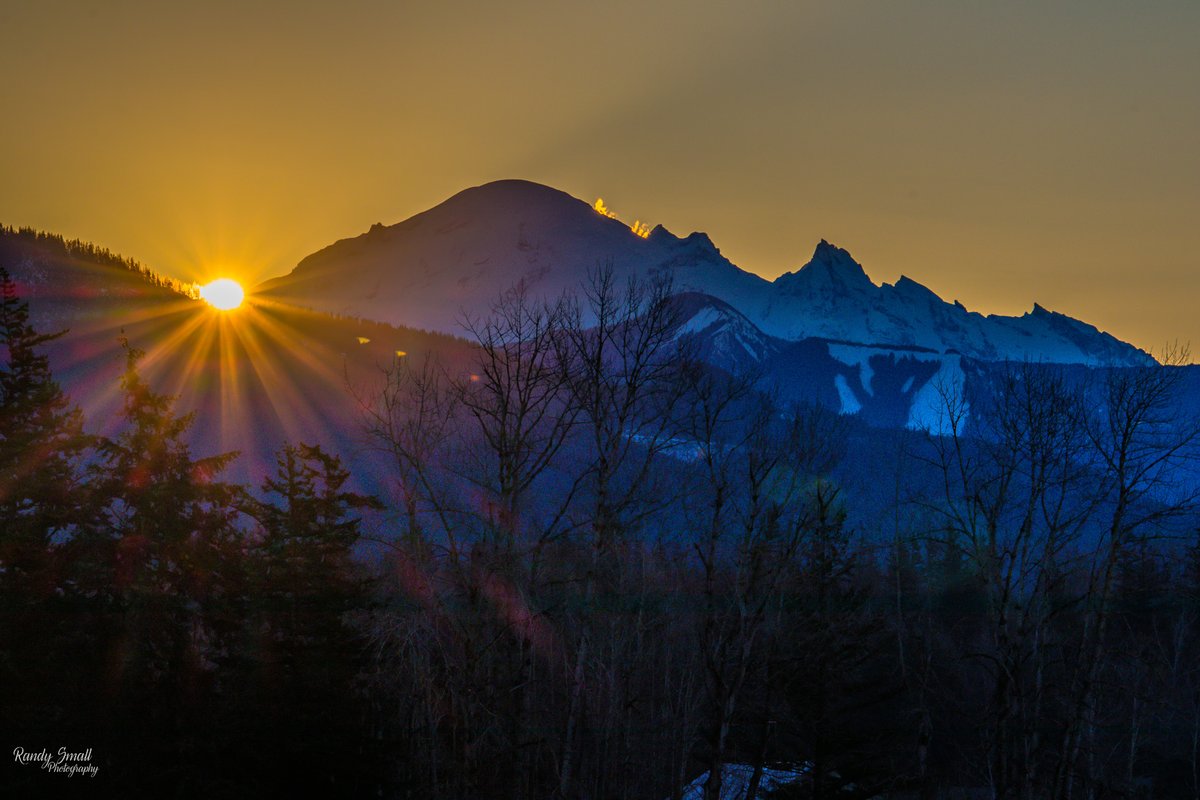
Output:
[
  {"xmin": 259, "ymin": 179, "xmax": 1151, "ymax": 367},
  {"xmin": 670, "ymin": 292, "xmax": 788, "ymax": 374},
  {"xmin": 259, "ymin": 180, "xmax": 769, "ymax": 336},
  {"xmin": 762, "ymin": 240, "xmax": 1149, "ymax": 366}
]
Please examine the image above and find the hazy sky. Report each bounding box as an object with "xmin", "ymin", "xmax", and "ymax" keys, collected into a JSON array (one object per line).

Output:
[{"xmin": 2, "ymin": 0, "xmax": 1197, "ymax": 354}]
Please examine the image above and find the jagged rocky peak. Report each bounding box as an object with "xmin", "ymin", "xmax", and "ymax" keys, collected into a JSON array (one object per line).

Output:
[
  {"xmin": 892, "ymin": 274, "xmax": 944, "ymax": 303},
  {"xmin": 777, "ymin": 239, "xmax": 874, "ymax": 292},
  {"xmin": 648, "ymin": 225, "xmax": 718, "ymax": 253},
  {"xmin": 810, "ymin": 239, "xmax": 871, "ymax": 279},
  {"xmin": 260, "ymin": 180, "xmax": 1151, "ymax": 368},
  {"xmin": 677, "ymin": 230, "xmax": 721, "ymax": 259},
  {"xmin": 813, "ymin": 238, "xmax": 849, "ymax": 260}
]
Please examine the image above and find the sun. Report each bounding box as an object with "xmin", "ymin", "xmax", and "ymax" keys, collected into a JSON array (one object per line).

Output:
[{"xmin": 199, "ymin": 278, "xmax": 245, "ymax": 311}]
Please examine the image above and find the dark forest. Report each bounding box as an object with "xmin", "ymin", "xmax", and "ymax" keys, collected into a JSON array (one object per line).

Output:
[{"xmin": 3, "ymin": 255, "xmax": 1200, "ymax": 800}]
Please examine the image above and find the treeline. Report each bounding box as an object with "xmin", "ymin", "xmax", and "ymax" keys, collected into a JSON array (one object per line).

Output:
[
  {"xmin": 0, "ymin": 225, "xmax": 195, "ymax": 296},
  {"xmin": 3, "ymin": 265, "xmax": 1200, "ymax": 799}
]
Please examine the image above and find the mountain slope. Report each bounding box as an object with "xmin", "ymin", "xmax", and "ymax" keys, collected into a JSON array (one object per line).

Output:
[
  {"xmin": 258, "ymin": 180, "xmax": 1151, "ymax": 366},
  {"xmin": 670, "ymin": 292, "xmax": 788, "ymax": 374},
  {"xmin": 763, "ymin": 240, "xmax": 1147, "ymax": 366},
  {"xmin": 259, "ymin": 179, "xmax": 768, "ymax": 335},
  {"xmin": 0, "ymin": 226, "xmax": 472, "ymax": 494},
  {"xmin": 5, "ymin": 224, "xmax": 1197, "ymax": 513}
]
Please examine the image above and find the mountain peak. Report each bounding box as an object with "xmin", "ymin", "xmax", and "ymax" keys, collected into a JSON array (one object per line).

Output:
[
  {"xmin": 892, "ymin": 274, "xmax": 944, "ymax": 304},
  {"xmin": 444, "ymin": 179, "xmax": 587, "ymax": 213},
  {"xmin": 776, "ymin": 240, "xmax": 873, "ymax": 293},
  {"xmin": 684, "ymin": 230, "xmax": 716, "ymax": 250},
  {"xmin": 810, "ymin": 240, "xmax": 869, "ymax": 278},
  {"xmin": 261, "ymin": 180, "xmax": 1150, "ymax": 367},
  {"xmin": 813, "ymin": 238, "xmax": 840, "ymax": 257}
]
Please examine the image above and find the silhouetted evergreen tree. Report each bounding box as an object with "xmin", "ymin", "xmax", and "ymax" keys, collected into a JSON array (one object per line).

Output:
[
  {"xmin": 79, "ymin": 339, "xmax": 243, "ymax": 598},
  {"xmin": 0, "ymin": 269, "xmax": 95, "ymax": 794},
  {"xmin": 0, "ymin": 266, "xmax": 90, "ymax": 596},
  {"xmin": 771, "ymin": 482, "xmax": 908, "ymax": 799},
  {"xmin": 64, "ymin": 341, "xmax": 247, "ymax": 793},
  {"xmin": 252, "ymin": 442, "xmax": 377, "ymax": 594},
  {"xmin": 230, "ymin": 441, "xmax": 384, "ymax": 796}
]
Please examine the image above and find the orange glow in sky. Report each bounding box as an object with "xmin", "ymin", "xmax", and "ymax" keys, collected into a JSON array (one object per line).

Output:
[{"xmin": 1, "ymin": 2, "xmax": 1198, "ymax": 353}]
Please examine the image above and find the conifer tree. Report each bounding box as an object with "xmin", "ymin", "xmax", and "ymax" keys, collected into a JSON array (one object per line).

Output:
[
  {"xmin": 0, "ymin": 266, "xmax": 90, "ymax": 596},
  {"xmin": 75, "ymin": 340, "xmax": 245, "ymax": 701},
  {"xmin": 237, "ymin": 441, "xmax": 383, "ymax": 793},
  {"xmin": 82, "ymin": 341, "xmax": 242, "ymax": 595},
  {"xmin": 251, "ymin": 440, "xmax": 379, "ymax": 601},
  {"xmin": 0, "ymin": 266, "xmax": 94, "ymax": 779},
  {"xmin": 48, "ymin": 341, "xmax": 251, "ymax": 791},
  {"xmin": 245, "ymin": 440, "xmax": 379, "ymax": 681}
]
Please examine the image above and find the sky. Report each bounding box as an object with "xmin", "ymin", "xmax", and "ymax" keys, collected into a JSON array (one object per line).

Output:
[{"xmin": 2, "ymin": 0, "xmax": 1197, "ymax": 355}]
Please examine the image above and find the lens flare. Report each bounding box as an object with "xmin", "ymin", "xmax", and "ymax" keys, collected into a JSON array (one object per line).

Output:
[{"xmin": 199, "ymin": 279, "xmax": 245, "ymax": 310}]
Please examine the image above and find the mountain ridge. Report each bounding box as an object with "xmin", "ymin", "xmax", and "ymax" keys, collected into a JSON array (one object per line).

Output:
[{"xmin": 258, "ymin": 180, "xmax": 1151, "ymax": 367}]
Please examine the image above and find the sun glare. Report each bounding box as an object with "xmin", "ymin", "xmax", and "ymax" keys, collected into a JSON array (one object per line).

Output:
[{"xmin": 199, "ymin": 278, "xmax": 245, "ymax": 311}]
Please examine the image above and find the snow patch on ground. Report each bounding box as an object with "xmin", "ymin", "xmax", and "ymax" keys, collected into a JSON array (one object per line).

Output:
[
  {"xmin": 907, "ymin": 354, "xmax": 967, "ymax": 436},
  {"xmin": 679, "ymin": 307, "xmax": 724, "ymax": 335},
  {"xmin": 678, "ymin": 763, "xmax": 808, "ymax": 799},
  {"xmin": 834, "ymin": 374, "xmax": 862, "ymax": 415},
  {"xmin": 828, "ymin": 343, "xmax": 877, "ymax": 396},
  {"xmin": 827, "ymin": 342, "xmax": 943, "ymax": 397}
]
